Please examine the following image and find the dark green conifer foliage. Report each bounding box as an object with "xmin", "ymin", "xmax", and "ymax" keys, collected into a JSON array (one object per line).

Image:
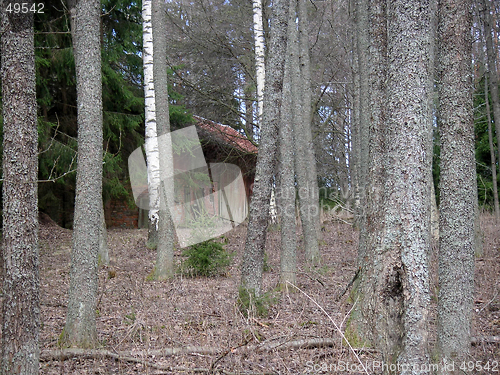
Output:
[{"xmin": 0, "ymin": 0, "xmax": 193, "ymax": 226}]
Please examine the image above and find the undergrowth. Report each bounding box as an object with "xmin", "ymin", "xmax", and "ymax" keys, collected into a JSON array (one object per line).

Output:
[{"xmin": 180, "ymin": 238, "xmax": 232, "ymax": 277}]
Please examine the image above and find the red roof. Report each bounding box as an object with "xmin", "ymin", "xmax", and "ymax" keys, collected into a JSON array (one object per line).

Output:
[{"xmin": 194, "ymin": 115, "xmax": 257, "ymax": 154}]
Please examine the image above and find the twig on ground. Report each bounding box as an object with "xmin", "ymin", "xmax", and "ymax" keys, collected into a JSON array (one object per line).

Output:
[
  {"xmin": 300, "ymin": 271, "xmax": 326, "ymax": 287},
  {"xmin": 478, "ymin": 288, "xmax": 500, "ymax": 313},
  {"xmin": 209, "ymin": 338, "xmax": 250, "ymax": 374}
]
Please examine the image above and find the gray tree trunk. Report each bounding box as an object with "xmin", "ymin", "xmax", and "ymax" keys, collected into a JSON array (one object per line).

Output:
[
  {"xmin": 436, "ymin": 0, "xmax": 475, "ymax": 364},
  {"xmin": 350, "ymin": 0, "xmax": 361, "ymax": 218},
  {"xmin": 1, "ymin": 5, "xmax": 40, "ymax": 373},
  {"xmin": 244, "ymin": 75, "xmax": 255, "ymax": 140},
  {"xmin": 483, "ymin": 0, "xmax": 500, "ymax": 175},
  {"xmin": 152, "ymin": 0, "xmax": 175, "ymax": 279},
  {"xmin": 354, "ymin": 0, "xmax": 370, "ymax": 263},
  {"xmin": 62, "ymin": 0, "xmax": 103, "ymax": 348},
  {"xmin": 484, "ymin": 74, "xmax": 500, "ymax": 220},
  {"xmin": 279, "ymin": 0, "xmax": 298, "ymax": 288},
  {"xmin": 241, "ymin": 0, "xmax": 288, "ymax": 297},
  {"xmin": 99, "ymin": 202, "xmax": 109, "ymax": 266},
  {"xmin": 294, "ymin": 0, "xmax": 320, "ymax": 264},
  {"xmin": 431, "ymin": 181, "xmax": 440, "ymax": 245},
  {"xmin": 384, "ymin": 0, "xmax": 434, "ymax": 368},
  {"xmin": 348, "ymin": 0, "xmax": 388, "ymax": 349}
]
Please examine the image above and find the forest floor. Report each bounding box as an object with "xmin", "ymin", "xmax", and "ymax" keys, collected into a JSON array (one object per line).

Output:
[{"xmin": 35, "ymin": 213, "xmax": 500, "ymax": 374}]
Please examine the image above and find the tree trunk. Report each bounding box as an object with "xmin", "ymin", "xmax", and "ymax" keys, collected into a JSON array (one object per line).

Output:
[
  {"xmin": 244, "ymin": 75, "xmax": 255, "ymax": 139},
  {"xmin": 62, "ymin": 0, "xmax": 103, "ymax": 348},
  {"xmin": 99, "ymin": 202, "xmax": 109, "ymax": 266},
  {"xmin": 484, "ymin": 59, "xmax": 500, "ymax": 219},
  {"xmin": 143, "ymin": 0, "xmax": 160, "ymax": 250},
  {"xmin": 1, "ymin": 5, "xmax": 40, "ymax": 373},
  {"xmin": 295, "ymin": 0, "xmax": 320, "ymax": 264},
  {"xmin": 152, "ymin": 0, "xmax": 175, "ymax": 279},
  {"xmin": 354, "ymin": 0, "xmax": 370, "ymax": 263},
  {"xmin": 431, "ymin": 181, "xmax": 440, "ymax": 244},
  {"xmin": 253, "ymin": 0, "xmax": 266, "ymax": 125},
  {"xmin": 384, "ymin": 0, "xmax": 434, "ymax": 368},
  {"xmin": 348, "ymin": 0, "xmax": 388, "ymax": 350},
  {"xmin": 350, "ymin": 0, "xmax": 361, "ymax": 219},
  {"xmin": 241, "ymin": 0, "xmax": 288, "ymax": 297},
  {"xmin": 278, "ymin": 0, "xmax": 299, "ymax": 288},
  {"xmin": 483, "ymin": 0, "xmax": 500, "ymax": 173},
  {"xmin": 436, "ymin": 0, "xmax": 475, "ymax": 364}
]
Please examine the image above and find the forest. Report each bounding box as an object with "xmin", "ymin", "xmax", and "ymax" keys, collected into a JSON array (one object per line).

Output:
[{"xmin": 1, "ymin": 0, "xmax": 500, "ymax": 374}]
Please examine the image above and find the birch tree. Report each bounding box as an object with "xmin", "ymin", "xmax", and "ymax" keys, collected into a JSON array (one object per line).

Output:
[
  {"xmin": 151, "ymin": 0, "xmax": 175, "ymax": 279},
  {"xmin": 143, "ymin": 0, "xmax": 161, "ymax": 249},
  {"xmin": 62, "ymin": 0, "xmax": 103, "ymax": 348},
  {"xmin": 437, "ymin": 0, "xmax": 475, "ymax": 362},
  {"xmin": 1, "ymin": 3, "xmax": 40, "ymax": 372},
  {"xmin": 253, "ymin": 0, "xmax": 265, "ymax": 125}
]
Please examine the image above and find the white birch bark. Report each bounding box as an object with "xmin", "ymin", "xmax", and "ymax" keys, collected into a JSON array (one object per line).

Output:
[
  {"xmin": 143, "ymin": 0, "xmax": 161, "ymax": 247},
  {"xmin": 252, "ymin": 0, "xmax": 277, "ymax": 224},
  {"xmin": 253, "ymin": 0, "xmax": 266, "ymax": 124}
]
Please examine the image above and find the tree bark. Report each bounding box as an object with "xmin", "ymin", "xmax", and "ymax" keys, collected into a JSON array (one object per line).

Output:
[
  {"xmin": 278, "ymin": 0, "xmax": 299, "ymax": 288},
  {"xmin": 384, "ymin": 0, "xmax": 434, "ymax": 368},
  {"xmin": 152, "ymin": 0, "xmax": 175, "ymax": 279},
  {"xmin": 252, "ymin": 0, "xmax": 266, "ymax": 125},
  {"xmin": 349, "ymin": 0, "xmax": 388, "ymax": 350},
  {"xmin": 483, "ymin": 0, "xmax": 500, "ymax": 173},
  {"xmin": 436, "ymin": 0, "xmax": 475, "ymax": 364},
  {"xmin": 1, "ymin": 4, "xmax": 40, "ymax": 373},
  {"xmin": 143, "ymin": 0, "xmax": 160, "ymax": 249},
  {"xmin": 353, "ymin": 0, "xmax": 370, "ymax": 263},
  {"xmin": 62, "ymin": 0, "xmax": 103, "ymax": 348},
  {"xmin": 484, "ymin": 74, "xmax": 500, "ymax": 220},
  {"xmin": 350, "ymin": 0, "xmax": 361, "ymax": 218},
  {"xmin": 295, "ymin": 0, "xmax": 320, "ymax": 264},
  {"xmin": 99, "ymin": 202, "xmax": 109, "ymax": 266},
  {"xmin": 241, "ymin": 0, "xmax": 288, "ymax": 297}
]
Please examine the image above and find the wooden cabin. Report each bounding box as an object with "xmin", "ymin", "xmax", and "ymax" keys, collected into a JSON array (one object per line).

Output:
[{"xmin": 107, "ymin": 116, "xmax": 257, "ymax": 229}]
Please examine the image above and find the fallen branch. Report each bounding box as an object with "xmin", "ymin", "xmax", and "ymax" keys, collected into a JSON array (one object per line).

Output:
[
  {"xmin": 40, "ymin": 346, "xmax": 220, "ymax": 362},
  {"xmin": 471, "ymin": 336, "xmax": 500, "ymax": 345},
  {"xmin": 40, "ymin": 348, "xmax": 275, "ymax": 375},
  {"xmin": 41, "ymin": 336, "xmax": 374, "ymax": 363},
  {"xmin": 209, "ymin": 338, "xmax": 250, "ymax": 374},
  {"xmin": 256, "ymin": 337, "xmax": 337, "ymax": 351},
  {"xmin": 41, "ymin": 334, "xmax": 500, "ymax": 371}
]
